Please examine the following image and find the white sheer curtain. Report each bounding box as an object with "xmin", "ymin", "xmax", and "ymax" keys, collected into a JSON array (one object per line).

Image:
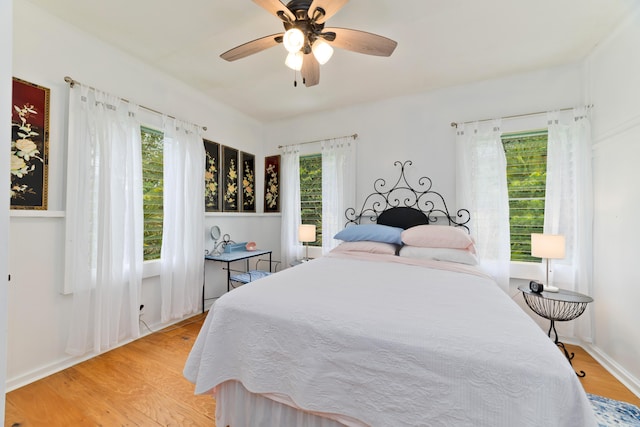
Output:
[
  {"xmin": 456, "ymin": 120, "xmax": 511, "ymax": 292},
  {"xmin": 160, "ymin": 117, "xmax": 205, "ymax": 322},
  {"xmin": 545, "ymin": 108, "xmax": 593, "ymax": 341},
  {"xmin": 281, "ymin": 145, "xmax": 303, "ymax": 267},
  {"xmin": 65, "ymin": 85, "xmax": 144, "ymax": 356},
  {"xmin": 321, "ymin": 137, "xmax": 356, "ymax": 253}
]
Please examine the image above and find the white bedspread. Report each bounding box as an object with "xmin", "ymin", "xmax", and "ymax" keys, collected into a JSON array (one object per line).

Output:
[{"xmin": 184, "ymin": 255, "xmax": 596, "ymax": 427}]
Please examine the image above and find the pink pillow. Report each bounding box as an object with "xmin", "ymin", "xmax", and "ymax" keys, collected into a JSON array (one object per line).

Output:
[
  {"xmin": 330, "ymin": 241, "xmax": 398, "ymax": 255},
  {"xmin": 401, "ymin": 225, "xmax": 475, "ymax": 252}
]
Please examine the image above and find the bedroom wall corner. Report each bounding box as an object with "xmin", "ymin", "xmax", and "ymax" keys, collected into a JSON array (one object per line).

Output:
[{"xmin": 588, "ymin": 7, "xmax": 640, "ymax": 398}]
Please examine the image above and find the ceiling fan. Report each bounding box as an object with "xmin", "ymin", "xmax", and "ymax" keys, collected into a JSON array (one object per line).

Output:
[{"xmin": 220, "ymin": 0, "xmax": 398, "ymax": 87}]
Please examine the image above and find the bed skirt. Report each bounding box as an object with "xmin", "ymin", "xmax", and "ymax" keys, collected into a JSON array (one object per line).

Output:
[{"xmin": 215, "ymin": 380, "xmax": 367, "ymax": 427}]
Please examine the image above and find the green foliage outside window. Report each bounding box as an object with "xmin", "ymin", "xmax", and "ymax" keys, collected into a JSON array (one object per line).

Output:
[
  {"xmin": 300, "ymin": 154, "xmax": 322, "ymax": 246},
  {"xmin": 141, "ymin": 127, "xmax": 163, "ymax": 261},
  {"xmin": 503, "ymin": 131, "xmax": 547, "ymax": 262}
]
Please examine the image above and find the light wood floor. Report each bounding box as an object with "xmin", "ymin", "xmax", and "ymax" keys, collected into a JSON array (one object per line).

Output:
[{"xmin": 5, "ymin": 314, "xmax": 640, "ymax": 426}]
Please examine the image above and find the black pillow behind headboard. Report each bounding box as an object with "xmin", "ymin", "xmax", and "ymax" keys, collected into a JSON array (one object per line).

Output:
[{"xmin": 377, "ymin": 207, "xmax": 429, "ymax": 230}]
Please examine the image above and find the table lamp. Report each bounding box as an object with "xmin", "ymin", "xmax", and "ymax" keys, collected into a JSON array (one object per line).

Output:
[
  {"xmin": 298, "ymin": 224, "xmax": 316, "ymax": 261},
  {"xmin": 531, "ymin": 233, "xmax": 565, "ymax": 293}
]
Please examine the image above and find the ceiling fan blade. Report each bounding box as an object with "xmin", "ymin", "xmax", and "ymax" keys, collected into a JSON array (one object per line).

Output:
[
  {"xmin": 220, "ymin": 33, "xmax": 284, "ymax": 62},
  {"xmin": 253, "ymin": 0, "xmax": 296, "ymax": 23},
  {"xmin": 323, "ymin": 27, "xmax": 397, "ymax": 57},
  {"xmin": 301, "ymin": 53, "xmax": 320, "ymax": 87},
  {"xmin": 308, "ymin": 0, "xmax": 349, "ymax": 24}
]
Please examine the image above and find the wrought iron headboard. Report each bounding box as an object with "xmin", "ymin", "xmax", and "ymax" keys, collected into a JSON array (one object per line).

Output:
[{"xmin": 345, "ymin": 160, "xmax": 471, "ymax": 232}]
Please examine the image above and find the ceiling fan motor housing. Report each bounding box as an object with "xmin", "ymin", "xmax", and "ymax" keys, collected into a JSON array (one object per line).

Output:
[{"xmin": 283, "ymin": 0, "xmax": 326, "ymax": 53}]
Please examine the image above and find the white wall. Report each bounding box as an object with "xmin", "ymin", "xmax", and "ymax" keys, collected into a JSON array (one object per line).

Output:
[
  {"xmin": 264, "ymin": 64, "xmax": 584, "ymax": 215},
  {"xmin": 588, "ymin": 9, "xmax": 640, "ymax": 395},
  {"xmin": 2, "ymin": 0, "xmax": 14, "ymax": 418},
  {"xmin": 7, "ymin": 1, "xmax": 275, "ymax": 390}
]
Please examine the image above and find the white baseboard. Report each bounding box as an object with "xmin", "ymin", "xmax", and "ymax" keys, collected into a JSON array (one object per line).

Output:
[
  {"xmin": 5, "ymin": 314, "xmax": 198, "ymax": 393},
  {"xmin": 582, "ymin": 342, "xmax": 640, "ymax": 399}
]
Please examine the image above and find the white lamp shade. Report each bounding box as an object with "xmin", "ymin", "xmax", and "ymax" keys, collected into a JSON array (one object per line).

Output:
[
  {"xmin": 531, "ymin": 233, "xmax": 566, "ymax": 259},
  {"xmin": 299, "ymin": 224, "xmax": 316, "ymax": 243},
  {"xmin": 285, "ymin": 51, "xmax": 303, "ymax": 71},
  {"xmin": 283, "ymin": 28, "xmax": 304, "ymax": 53},
  {"xmin": 312, "ymin": 39, "xmax": 333, "ymax": 64}
]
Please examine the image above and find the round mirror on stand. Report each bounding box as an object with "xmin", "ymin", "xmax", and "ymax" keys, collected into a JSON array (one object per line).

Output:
[
  {"xmin": 210, "ymin": 225, "xmax": 221, "ymax": 241},
  {"xmin": 208, "ymin": 225, "xmax": 221, "ymax": 255}
]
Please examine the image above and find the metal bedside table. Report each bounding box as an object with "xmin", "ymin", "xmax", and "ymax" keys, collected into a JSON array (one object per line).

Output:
[{"xmin": 519, "ymin": 285, "xmax": 593, "ymax": 377}]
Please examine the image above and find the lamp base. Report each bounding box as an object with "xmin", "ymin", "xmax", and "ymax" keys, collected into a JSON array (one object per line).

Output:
[{"xmin": 544, "ymin": 284, "xmax": 559, "ymax": 293}]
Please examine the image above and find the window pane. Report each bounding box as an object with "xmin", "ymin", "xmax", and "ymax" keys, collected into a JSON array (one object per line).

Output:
[
  {"xmin": 300, "ymin": 154, "xmax": 322, "ymax": 246},
  {"xmin": 503, "ymin": 131, "xmax": 547, "ymax": 262},
  {"xmin": 141, "ymin": 126, "xmax": 164, "ymax": 261}
]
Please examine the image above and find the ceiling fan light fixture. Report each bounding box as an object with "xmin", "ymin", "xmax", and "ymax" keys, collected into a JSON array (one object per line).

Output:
[
  {"xmin": 312, "ymin": 39, "xmax": 333, "ymax": 65},
  {"xmin": 283, "ymin": 28, "xmax": 305, "ymax": 53},
  {"xmin": 285, "ymin": 51, "xmax": 304, "ymax": 71}
]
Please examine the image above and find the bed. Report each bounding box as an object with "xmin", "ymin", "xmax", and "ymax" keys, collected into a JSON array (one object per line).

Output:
[{"xmin": 184, "ymin": 161, "xmax": 596, "ymax": 427}]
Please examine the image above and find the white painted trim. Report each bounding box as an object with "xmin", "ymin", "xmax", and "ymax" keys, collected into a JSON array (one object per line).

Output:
[
  {"xmin": 9, "ymin": 210, "xmax": 65, "ymax": 218},
  {"xmin": 205, "ymin": 212, "xmax": 281, "ymax": 218}
]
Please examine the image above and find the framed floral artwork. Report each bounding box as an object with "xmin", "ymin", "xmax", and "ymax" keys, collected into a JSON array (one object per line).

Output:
[
  {"xmin": 11, "ymin": 77, "xmax": 50, "ymax": 210},
  {"xmin": 241, "ymin": 152, "xmax": 256, "ymax": 212},
  {"xmin": 264, "ymin": 155, "xmax": 280, "ymax": 213},
  {"xmin": 204, "ymin": 139, "xmax": 220, "ymax": 212},
  {"xmin": 222, "ymin": 145, "xmax": 239, "ymax": 212}
]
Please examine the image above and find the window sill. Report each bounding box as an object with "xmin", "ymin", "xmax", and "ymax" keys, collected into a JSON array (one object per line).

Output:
[
  {"xmin": 143, "ymin": 259, "xmax": 161, "ymax": 279},
  {"xmin": 510, "ymin": 261, "xmax": 543, "ymax": 280}
]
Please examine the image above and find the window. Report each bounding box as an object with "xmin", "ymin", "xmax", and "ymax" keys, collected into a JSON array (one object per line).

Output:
[
  {"xmin": 299, "ymin": 154, "xmax": 322, "ymax": 246},
  {"xmin": 502, "ymin": 130, "xmax": 547, "ymax": 262},
  {"xmin": 141, "ymin": 126, "xmax": 163, "ymax": 261}
]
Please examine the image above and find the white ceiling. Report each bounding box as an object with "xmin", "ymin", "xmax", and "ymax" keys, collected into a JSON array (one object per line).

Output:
[{"xmin": 26, "ymin": 0, "xmax": 637, "ymax": 122}]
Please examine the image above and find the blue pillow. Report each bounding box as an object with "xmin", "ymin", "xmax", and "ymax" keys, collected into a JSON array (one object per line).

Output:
[{"xmin": 334, "ymin": 224, "xmax": 403, "ymax": 245}]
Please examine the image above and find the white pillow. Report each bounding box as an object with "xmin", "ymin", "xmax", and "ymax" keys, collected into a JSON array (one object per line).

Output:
[
  {"xmin": 401, "ymin": 225, "xmax": 475, "ymax": 253},
  {"xmin": 399, "ymin": 246, "xmax": 478, "ymax": 265},
  {"xmin": 331, "ymin": 241, "xmax": 398, "ymax": 255}
]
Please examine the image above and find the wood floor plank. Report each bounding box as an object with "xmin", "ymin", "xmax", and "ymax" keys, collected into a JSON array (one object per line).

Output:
[
  {"xmin": 97, "ymin": 340, "xmax": 215, "ymax": 419},
  {"xmin": 39, "ymin": 368, "xmax": 156, "ymax": 426},
  {"xmin": 5, "ymin": 378, "xmax": 93, "ymax": 426},
  {"xmin": 71, "ymin": 346, "xmax": 214, "ymax": 426}
]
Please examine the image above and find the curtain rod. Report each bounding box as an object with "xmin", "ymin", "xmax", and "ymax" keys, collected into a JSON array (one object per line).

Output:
[
  {"xmin": 450, "ymin": 105, "xmax": 593, "ymax": 128},
  {"xmin": 278, "ymin": 133, "xmax": 358, "ymax": 149},
  {"xmin": 63, "ymin": 76, "xmax": 208, "ymax": 132}
]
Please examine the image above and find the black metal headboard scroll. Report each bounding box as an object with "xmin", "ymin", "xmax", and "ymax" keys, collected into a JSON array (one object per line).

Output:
[{"xmin": 344, "ymin": 160, "xmax": 471, "ymax": 232}]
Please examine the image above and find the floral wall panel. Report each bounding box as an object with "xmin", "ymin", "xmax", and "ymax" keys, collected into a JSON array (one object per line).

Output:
[
  {"xmin": 240, "ymin": 152, "xmax": 256, "ymax": 212},
  {"xmin": 11, "ymin": 77, "xmax": 49, "ymax": 210},
  {"xmin": 204, "ymin": 139, "xmax": 220, "ymax": 212},
  {"xmin": 222, "ymin": 145, "xmax": 239, "ymax": 212},
  {"xmin": 264, "ymin": 155, "xmax": 280, "ymax": 213}
]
